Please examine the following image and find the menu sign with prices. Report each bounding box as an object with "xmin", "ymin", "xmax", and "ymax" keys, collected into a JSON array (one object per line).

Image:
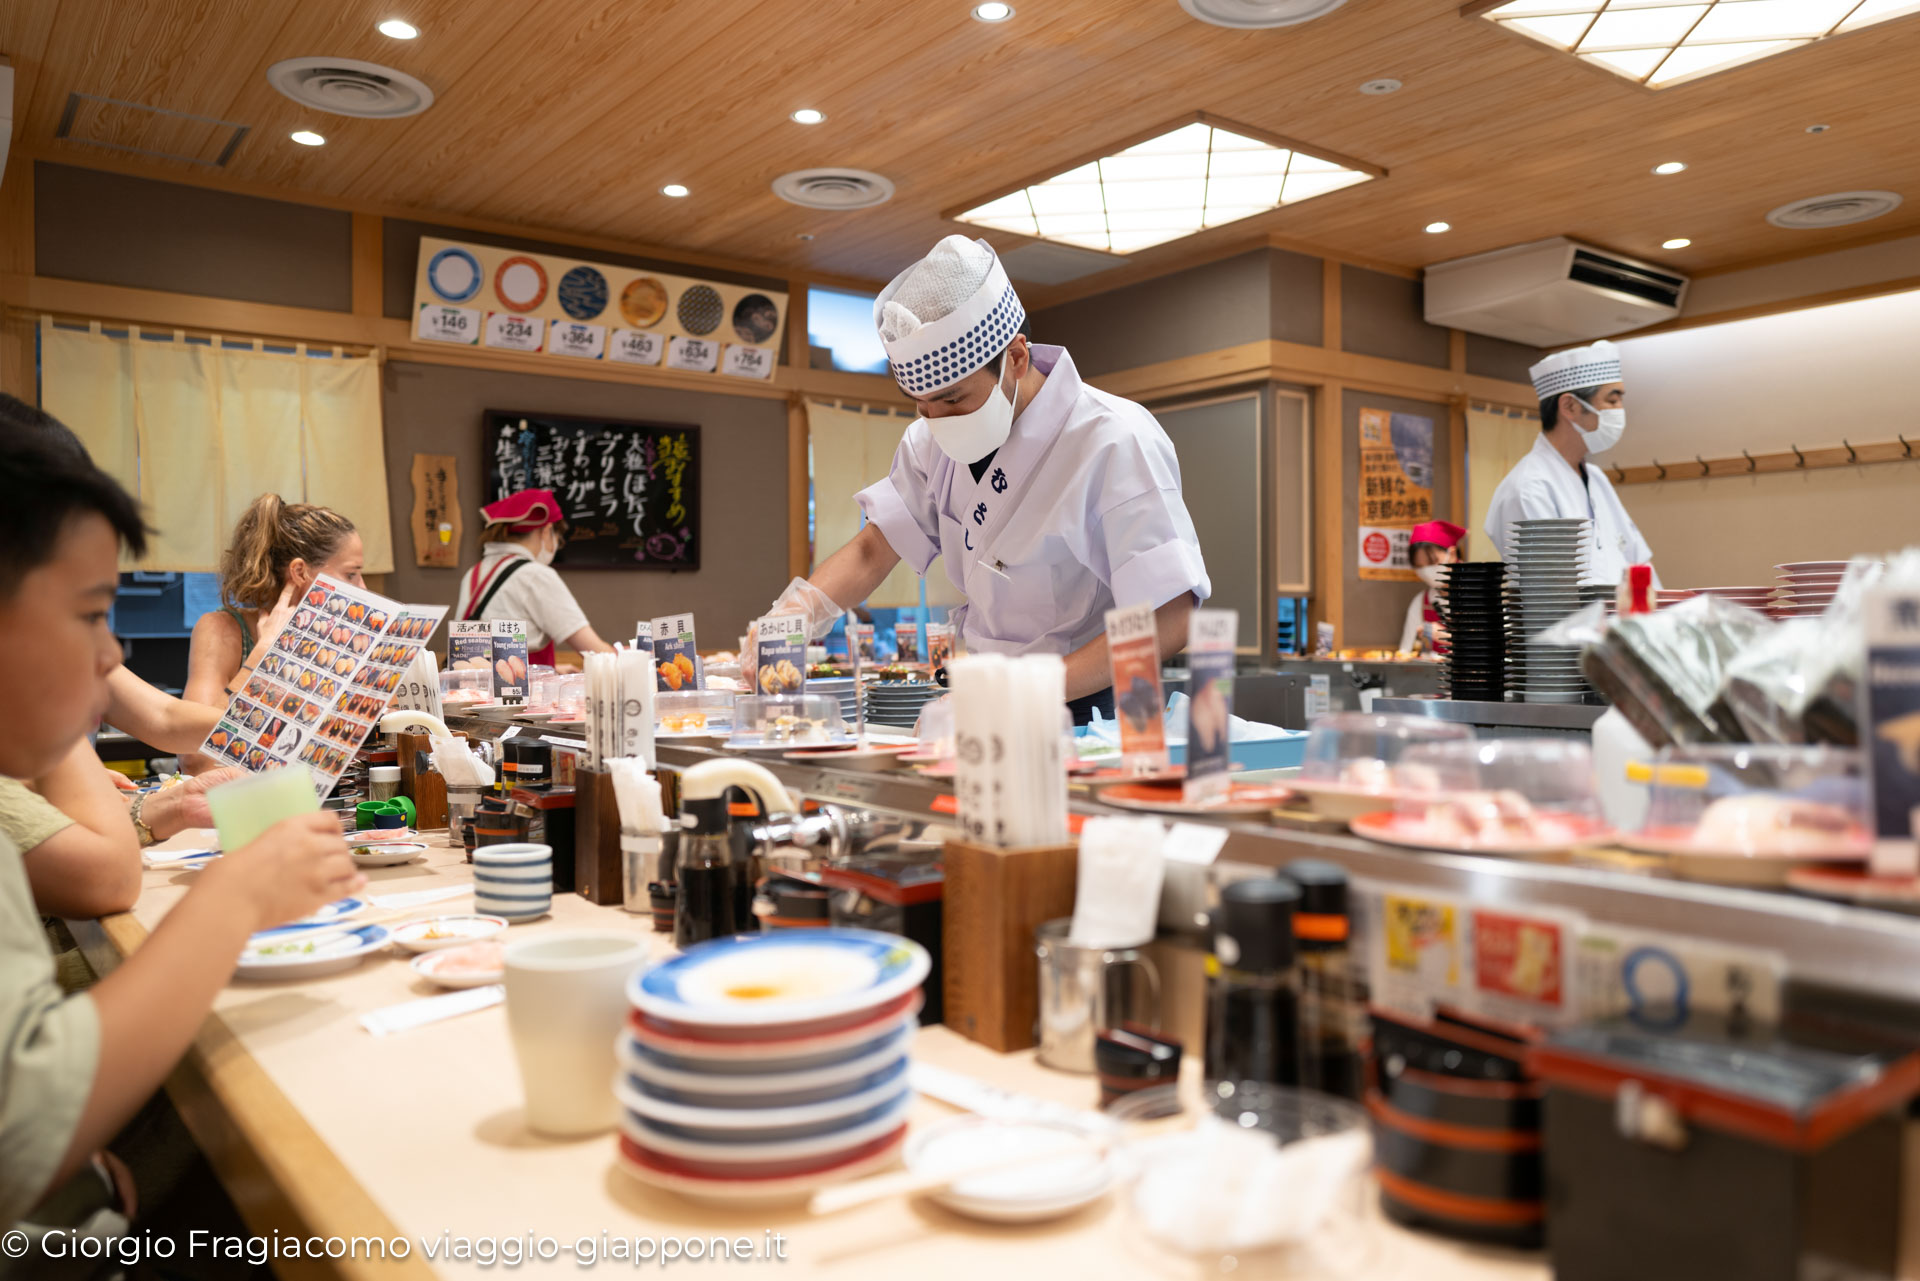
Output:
[
  {"xmin": 1183, "ymin": 608, "xmax": 1238, "ymax": 805},
  {"xmin": 483, "ymin": 312, "xmax": 544, "ymax": 352},
  {"xmin": 416, "ymin": 304, "xmax": 480, "ymax": 346},
  {"xmin": 1105, "ymin": 603, "xmax": 1168, "ymax": 776},
  {"xmin": 652, "ymin": 613, "xmax": 699, "ymax": 692},
  {"xmin": 631, "ymin": 621, "xmax": 653, "ymax": 653},
  {"xmin": 1865, "ymin": 586, "xmax": 1920, "ymax": 876},
  {"xmin": 1572, "ymin": 926, "xmax": 1781, "ymax": 1028},
  {"xmin": 1374, "ymin": 889, "xmax": 1464, "ymax": 1017},
  {"xmin": 895, "ymin": 621, "xmax": 920, "ymax": 664},
  {"xmin": 1467, "ymin": 906, "xmax": 1575, "ymax": 1027},
  {"xmin": 448, "ymin": 621, "xmax": 494, "ymax": 694},
  {"xmin": 753, "ymin": 615, "xmax": 807, "ymax": 696},
  {"xmin": 198, "ymin": 575, "xmax": 446, "ymax": 795},
  {"xmin": 492, "ymin": 621, "xmax": 531, "ymax": 702},
  {"xmin": 850, "ymin": 623, "xmax": 876, "ymax": 663},
  {"xmin": 926, "ymin": 623, "xmax": 954, "ymax": 672}
]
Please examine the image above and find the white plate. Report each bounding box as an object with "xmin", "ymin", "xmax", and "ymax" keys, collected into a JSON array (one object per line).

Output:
[
  {"xmin": 614, "ymin": 1061, "xmax": 911, "ymax": 1133},
  {"xmin": 614, "ymin": 1127, "xmax": 905, "ymax": 1204},
  {"xmin": 391, "ymin": 914, "xmax": 509, "ymax": 953},
  {"xmin": 238, "ymin": 925, "xmax": 391, "ymax": 979},
  {"xmin": 629, "ymin": 929, "xmax": 931, "ymax": 1030},
  {"xmin": 410, "ymin": 941, "xmax": 507, "ymax": 988},
  {"xmin": 628, "ymin": 991, "xmax": 924, "ymax": 1065},
  {"xmin": 252, "ymin": 896, "xmax": 366, "ymax": 939},
  {"xmin": 347, "ymin": 828, "xmax": 418, "ymax": 846},
  {"xmin": 617, "ymin": 1090, "xmax": 914, "ymax": 1163},
  {"xmin": 351, "ymin": 841, "xmax": 430, "ymax": 868},
  {"xmin": 143, "ymin": 846, "xmax": 220, "ymax": 870},
  {"xmin": 905, "ymin": 1116, "xmax": 1118, "ymax": 1224},
  {"xmin": 618, "ymin": 1024, "xmax": 913, "ymax": 1098}
]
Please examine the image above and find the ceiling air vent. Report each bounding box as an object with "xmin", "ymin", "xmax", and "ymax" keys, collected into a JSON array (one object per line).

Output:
[
  {"xmin": 1765, "ymin": 190, "xmax": 1903, "ymax": 230},
  {"xmin": 266, "ymin": 57, "xmax": 434, "ymax": 119},
  {"xmin": 1177, "ymin": 0, "xmax": 1347, "ymax": 28},
  {"xmin": 771, "ymin": 168, "xmax": 895, "ymax": 210}
]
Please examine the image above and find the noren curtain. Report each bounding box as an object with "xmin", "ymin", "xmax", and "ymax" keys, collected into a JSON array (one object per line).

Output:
[{"xmin": 805, "ymin": 399, "xmax": 961, "ymax": 609}]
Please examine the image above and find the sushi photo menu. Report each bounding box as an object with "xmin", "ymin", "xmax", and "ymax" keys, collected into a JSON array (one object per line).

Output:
[{"xmin": 196, "ymin": 575, "xmax": 448, "ymax": 795}]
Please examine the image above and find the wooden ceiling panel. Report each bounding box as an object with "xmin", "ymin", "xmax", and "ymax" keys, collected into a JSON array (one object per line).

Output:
[{"xmin": 6, "ymin": 0, "xmax": 1918, "ymax": 294}]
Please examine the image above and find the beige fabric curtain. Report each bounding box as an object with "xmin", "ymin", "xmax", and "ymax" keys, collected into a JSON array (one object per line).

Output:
[
  {"xmin": 805, "ymin": 399, "xmax": 961, "ymax": 609},
  {"xmin": 1466, "ymin": 403, "xmax": 1541, "ymax": 564},
  {"xmin": 37, "ymin": 319, "xmax": 393, "ymax": 573}
]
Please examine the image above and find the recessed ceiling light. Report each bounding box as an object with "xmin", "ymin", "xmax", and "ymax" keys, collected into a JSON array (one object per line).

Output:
[
  {"xmin": 1478, "ymin": 0, "xmax": 1913, "ymax": 90},
  {"xmin": 1652, "ymin": 161, "xmax": 1687, "ymax": 175},
  {"xmin": 1662, "ymin": 238, "xmax": 1691, "ymax": 249},
  {"xmin": 1180, "ymin": 0, "xmax": 1347, "ymax": 27},
  {"xmin": 1358, "ymin": 78, "xmax": 1402, "ymax": 94},
  {"xmin": 290, "ymin": 130, "xmax": 326, "ymax": 146},
  {"xmin": 377, "ymin": 18, "xmax": 418, "ymax": 39},
  {"xmin": 1806, "ymin": 123, "xmax": 1831, "ymax": 133},
  {"xmin": 790, "ymin": 108, "xmax": 827, "ymax": 125},
  {"xmin": 952, "ymin": 118, "xmax": 1378, "ymax": 256},
  {"xmin": 662, "ymin": 183, "xmax": 689, "ymax": 198},
  {"xmin": 972, "ymin": 2, "xmax": 1014, "ymax": 20},
  {"xmin": 1425, "ymin": 221, "xmax": 1451, "ymax": 234},
  {"xmin": 797, "ymin": 233, "xmax": 816, "ymax": 241}
]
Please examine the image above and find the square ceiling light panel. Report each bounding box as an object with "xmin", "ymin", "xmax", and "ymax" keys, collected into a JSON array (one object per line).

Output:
[
  {"xmin": 1475, "ymin": 0, "xmax": 1920, "ymax": 89},
  {"xmin": 950, "ymin": 116, "xmax": 1381, "ymax": 255}
]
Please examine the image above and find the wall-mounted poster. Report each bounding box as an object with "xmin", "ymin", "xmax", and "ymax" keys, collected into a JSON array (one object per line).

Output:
[
  {"xmin": 485, "ymin": 411, "xmax": 699, "ymax": 570},
  {"xmin": 1356, "ymin": 407, "xmax": 1434, "ymax": 582},
  {"xmin": 412, "ymin": 236, "xmax": 786, "ymax": 379}
]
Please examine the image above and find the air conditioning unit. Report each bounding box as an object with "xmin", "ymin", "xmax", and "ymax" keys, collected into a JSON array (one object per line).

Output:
[{"xmin": 1424, "ymin": 237, "xmax": 1688, "ymax": 347}]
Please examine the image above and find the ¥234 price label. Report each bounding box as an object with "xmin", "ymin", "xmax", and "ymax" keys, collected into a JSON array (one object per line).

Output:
[
  {"xmin": 484, "ymin": 312, "xmax": 545, "ymax": 352},
  {"xmin": 416, "ymin": 304, "xmax": 480, "ymax": 346}
]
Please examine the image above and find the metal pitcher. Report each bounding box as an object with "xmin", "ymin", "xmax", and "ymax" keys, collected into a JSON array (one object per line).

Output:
[{"xmin": 1034, "ymin": 917, "xmax": 1161, "ymax": 1074}]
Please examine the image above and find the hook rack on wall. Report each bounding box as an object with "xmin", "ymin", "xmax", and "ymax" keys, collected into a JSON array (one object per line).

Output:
[{"xmin": 1613, "ymin": 434, "xmax": 1919, "ymax": 484}]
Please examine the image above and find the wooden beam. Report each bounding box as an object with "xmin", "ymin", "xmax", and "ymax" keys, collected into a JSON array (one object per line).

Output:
[
  {"xmin": 0, "ymin": 145, "xmax": 32, "ymax": 280},
  {"xmin": 1447, "ymin": 394, "xmax": 1469, "ymax": 525},
  {"xmin": 1323, "ymin": 258, "xmax": 1342, "ymax": 352},
  {"xmin": 1448, "ymin": 328, "xmax": 1466, "ymax": 373},
  {"xmin": 0, "ymin": 314, "xmax": 32, "ymax": 402},
  {"xmin": 350, "ymin": 213, "xmax": 383, "ymax": 319},
  {"xmin": 1311, "ymin": 380, "xmax": 1344, "ymax": 646},
  {"xmin": 1090, "ymin": 337, "xmax": 1538, "ymax": 410},
  {"xmin": 1605, "ymin": 435, "xmax": 1920, "ymax": 486},
  {"xmin": 788, "ymin": 397, "xmax": 811, "ymax": 578},
  {"xmin": 786, "ymin": 278, "xmax": 811, "ymax": 371},
  {"xmin": 1624, "ymin": 273, "xmax": 1920, "ymax": 339}
]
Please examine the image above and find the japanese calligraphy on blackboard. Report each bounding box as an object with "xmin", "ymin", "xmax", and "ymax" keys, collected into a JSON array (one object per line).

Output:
[{"xmin": 482, "ymin": 410, "xmax": 699, "ymax": 571}]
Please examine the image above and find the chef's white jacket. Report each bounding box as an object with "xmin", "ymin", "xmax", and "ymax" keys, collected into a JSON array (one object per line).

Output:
[
  {"xmin": 1483, "ymin": 434, "xmax": 1657, "ymax": 589},
  {"xmin": 857, "ymin": 345, "xmax": 1211, "ymax": 657}
]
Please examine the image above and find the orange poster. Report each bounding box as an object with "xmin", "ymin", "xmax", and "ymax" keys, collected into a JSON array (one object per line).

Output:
[{"xmin": 1356, "ymin": 407, "xmax": 1434, "ymax": 582}]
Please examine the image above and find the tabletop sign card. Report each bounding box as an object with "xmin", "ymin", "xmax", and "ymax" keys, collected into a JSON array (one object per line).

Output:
[
  {"xmin": 754, "ymin": 614, "xmax": 807, "ymax": 696},
  {"xmin": 197, "ymin": 575, "xmax": 447, "ymax": 795},
  {"xmin": 722, "ymin": 344, "xmax": 775, "ymax": 380},
  {"xmin": 408, "ymin": 452, "xmax": 461, "ymax": 568},
  {"xmin": 850, "ymin": 623, "xmax": 876, "ymax": 663},
  {"xmin": 1105, "ymin": 603, "xmax": 1168, "ymax": 776},
  {"xmin": 1184, "ymin": 608, "xmax": 1238, "ymax": 806},
  {"xmin": 548, "ymin": 321, "xmax": 606, "ymax": 360},
  {"xmin": 484, "ymin": 311, "xmax": 544, "ymax": 353},
  {"xmin": 926, "ymin": 623, "xmax": 954, "ymax": 673},
  {"xmin": 1864, "ymin": 586, "xmax": 1920, "ymax": 876},
  {"xmin": 896, "ymin": 621, "xmax": 921, "ymax": 664},
  {"xmin": 609, "ymin": 330, "xmax": 664, "ymax": 366},
  {"xmin": 492, "ymin": 621, "xmax": 531, "ymax": 703},
  {"xmin": 448, "ymin": 621, "xmax": 495, "ymax": 694},
  {"xmin": 652, "ymin": 614, "xmax": 699, "ymax": 692},
  {"xmin": 666, "ymin": 336, "xmax": 719, "ymax": 373},
  {"xmin": 631, "ymin": 620, "xmax": 654, "ymax": 653},
  {"xmin": 484, "ymin": 410, "xmax": 699, "ymax": 570},
  {"xmin": 416, "ymin": 303, "xmax": 481, "ymax": 346}
]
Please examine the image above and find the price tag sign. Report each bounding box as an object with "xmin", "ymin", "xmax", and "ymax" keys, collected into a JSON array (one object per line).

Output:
[
  {"xmin": 722, "ymin": 344, "xmax": 775, "ymax": 380},
  {"xmin": 608, "ymin": 329, "xmax": 665, "ymax": 366},
  {"xmin": 484, "ymin": 311, "xmax": 545, "ymax": 352},
  {"xmin": 416, "ymin": 303, "xmax": 480, "ymax": 345},
  {"xmin": 666, "ymin": 336, "xmax": 719, "ymax": 373},
  {"xmin": 547, "ymin": 321, "xmax": 606, "ymax": 360}
]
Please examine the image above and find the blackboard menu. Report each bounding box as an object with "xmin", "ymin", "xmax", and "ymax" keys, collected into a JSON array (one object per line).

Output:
[{"xmin": 483, "ymin": 410, "xmax": 699, "ymax": 570}]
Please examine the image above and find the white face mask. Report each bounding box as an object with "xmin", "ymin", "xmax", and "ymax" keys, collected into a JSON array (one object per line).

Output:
[
  {"xmin": 1573, "ymin": 397, "xmax": 1626, "ymax": 455},
  {"xmin": 1415, "ymin": 564, "xmax": 1446, "ymax": 588},
  {"xmin": 925, "ymin": 352, "xmax": 1021, "ymax": 464},
  {"xmin": 535, "ymin": 530, "xmax": 558, "ymax": 565}
]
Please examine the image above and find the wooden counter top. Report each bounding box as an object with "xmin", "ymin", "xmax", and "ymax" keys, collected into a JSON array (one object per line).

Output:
[{"xmin": 75, "ymin": 832, "xmax": 1552, "ymax": 1279}]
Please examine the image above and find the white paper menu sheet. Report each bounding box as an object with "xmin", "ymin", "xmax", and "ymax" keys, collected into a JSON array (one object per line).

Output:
[{"xmin": 196, "ymin": 574, "xmax": 448, "ymax": 795}]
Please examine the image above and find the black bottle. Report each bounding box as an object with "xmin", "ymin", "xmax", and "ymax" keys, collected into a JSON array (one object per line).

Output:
[
  {"xmin": 673, "ymin": 796, "xmax": 755, "ymax": 947},
  {"xmin": 1205, "ymin": 876, "xmax": 1302, "ymax": 1086},
  {"xmin": 1287, "ymin": 859, "xmax": 1364, "ymax": 1100}
]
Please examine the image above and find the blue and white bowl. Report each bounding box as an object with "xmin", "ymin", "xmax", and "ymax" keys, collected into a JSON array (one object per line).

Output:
[
  {"xmin": 474, "ymin": 843, "xmax": 552, "ymax": 921},
  {"xmin": 628, "ymin": 928, "xmax": 931, "ymax": 1030}
]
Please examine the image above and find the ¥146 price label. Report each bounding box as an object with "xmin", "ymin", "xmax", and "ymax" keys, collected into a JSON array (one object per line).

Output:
[{"xmin": 416, "ymin": 304, "xmax": 480, "ymax": 346}]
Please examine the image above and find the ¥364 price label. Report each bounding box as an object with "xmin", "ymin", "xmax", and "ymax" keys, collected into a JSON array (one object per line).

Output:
[
  {"xmin": 416, "ymin": 304, "xmax": 480, "ymax": 345},
  {"xmin": 547, "ymin": 321, "xmax": 607, "ymax": 360}
]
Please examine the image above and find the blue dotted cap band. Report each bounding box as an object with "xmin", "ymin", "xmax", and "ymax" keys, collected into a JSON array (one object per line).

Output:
[
  {"xmin": 1530, "ymin": 343, "xmax": 1623, "ymax": 400},
  {"xmin": 878, "ymin": 252, "xmax": 1026, "ymax": 398}
]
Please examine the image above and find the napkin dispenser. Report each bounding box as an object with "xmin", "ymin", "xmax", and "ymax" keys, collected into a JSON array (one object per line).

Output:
[{"xmin": 1529, "ymin": 1015, "xmax": 1920, "ymax": 1281}]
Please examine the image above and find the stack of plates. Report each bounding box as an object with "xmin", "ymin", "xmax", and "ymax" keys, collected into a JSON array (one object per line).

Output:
[
  {"xmin": 1771, "ymin": 561, "xmax": 1859, "ymax": 619},
  {"xmin": 1654, "ymin": 589, "xmax": 1698, "ymax": 609},
  {"xmin": 806, "ymin": 677, "xmax": 860, "ymax": 728},
  {"xmin": 865, "ymin": 680, "xmax": 942, "ymax": 729},
  {"xmin": 616, "ymin": 929, "xmax": 931, "ymax": 1202},
  {"xmin": 1437, "ymin": 561, "xmax": 1508, "ymax": 702},
  {"xmin": 1506, "ymin": 518, "xmax": 1592, "ymax": 704},
  {"xmin": 1695, "ymin": 585, "xmax": 1776, "ymax": 613}
]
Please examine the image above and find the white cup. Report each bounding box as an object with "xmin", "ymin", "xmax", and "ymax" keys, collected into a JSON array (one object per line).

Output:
[
  {"xmin": 504, "ymin": 930, "xmax": 649, "ymax": 1137},
  {"xmin": 474, "ymin": 843, "xmax": 553, "ymax": 922}
]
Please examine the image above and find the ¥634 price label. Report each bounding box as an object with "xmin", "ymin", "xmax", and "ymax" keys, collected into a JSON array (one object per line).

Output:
[
  {"xmin": 484, "ymin": 311, "xmax": 545, "ymax": 352},
  {"xmin": 416, "ymin": 304, "xmax": 480, "ymax": 346}
]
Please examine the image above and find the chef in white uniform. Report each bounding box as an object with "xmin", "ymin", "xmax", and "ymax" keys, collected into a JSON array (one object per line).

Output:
[
  {"xmin": 1483, "ymin": 340, "xmax": 1657, "ymax": 588},
  {"xmin": 752, "ymin": 235, "xmax": 1211, "ymax": 723}
]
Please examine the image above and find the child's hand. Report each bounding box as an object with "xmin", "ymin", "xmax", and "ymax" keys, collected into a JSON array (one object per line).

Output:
[{"xmin": 199, "ymin": 813, "xmax": 363, "ymax": 933}]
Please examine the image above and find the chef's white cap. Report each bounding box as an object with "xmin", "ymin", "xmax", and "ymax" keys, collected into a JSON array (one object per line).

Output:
[
  {"xmin": 873, "ymin": 235, "xmax": 1026, "ymax": 397},
  {"xmin": 1529, "ymin": 340, "xmax": 1624, "ymax": 400}
]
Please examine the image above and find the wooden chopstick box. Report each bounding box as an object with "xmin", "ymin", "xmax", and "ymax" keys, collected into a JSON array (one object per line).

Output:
[
  {"xmin": 572, "ymin": 766, "xmax": 626, "ymax": 906},
  {"xmin": 941, "ymin": 839, "xmax": 1077, "ymax": 1053}
]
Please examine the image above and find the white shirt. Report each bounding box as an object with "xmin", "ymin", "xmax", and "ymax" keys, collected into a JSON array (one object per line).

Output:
[
  {"xmin": 1483, "ymin": 434, "xmax": 1657, "ymax": 589},
  {"xmin": 1400, "ymin": 588, "xmax": 1434, "ymax": 655},
  {"xmin": 857, "ymin": 345, "xmax": 1211, "ymax": 657},
  {"xmin": 454, "ymin": 542, "xmax": 589, "ymax": 653}
]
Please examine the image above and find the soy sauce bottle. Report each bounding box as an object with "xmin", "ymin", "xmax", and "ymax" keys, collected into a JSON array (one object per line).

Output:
[
  {"xmin": 673, "ymin": 796, "xmax": 754, "ymax": 947},
  {"xmin": 1205, "ymin": 877, "xmax": 1302, "ymax": 1086},
  {"xmin": 1287, "ymin": 859, "xmax": 1364, "ymax": 1100}
]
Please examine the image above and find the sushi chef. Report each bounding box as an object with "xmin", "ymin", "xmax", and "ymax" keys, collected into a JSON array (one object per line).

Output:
[
  {"xmin": 1483, "ymin": 340, "xmax": 1657, "ymax": 589},
  {"xmin": 455, "ymin": 487, "xmax": 615, "ymax": 667},
  {"xmin": 754, "ymin": 235, "xmax": 1210, "ymax": 723}
]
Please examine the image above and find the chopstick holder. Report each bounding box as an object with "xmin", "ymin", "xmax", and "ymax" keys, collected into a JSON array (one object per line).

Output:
[{"xmin": 359, "ymin": 985, "xmax": 504, "ymax": 1037}]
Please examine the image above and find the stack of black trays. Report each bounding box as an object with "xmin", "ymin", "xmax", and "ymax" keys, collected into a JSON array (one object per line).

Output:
[{"xmin": 1438, "ymin": 562, "xmax": 1508, "ymax": 703}]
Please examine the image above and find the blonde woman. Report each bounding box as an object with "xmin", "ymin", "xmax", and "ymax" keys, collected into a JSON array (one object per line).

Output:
[{"xmin": 182, "ymin": 495, "xmax": 364, "ymax": 772}]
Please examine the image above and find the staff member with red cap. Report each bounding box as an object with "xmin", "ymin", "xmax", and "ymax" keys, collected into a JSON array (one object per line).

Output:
[
  {"xmin": 1400, "ymin": 519, "xmax": 1466, "ymax": 656},
  {"xmin": 455, "ymin": 488, "xmax": 615, "ymax": 668}
]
